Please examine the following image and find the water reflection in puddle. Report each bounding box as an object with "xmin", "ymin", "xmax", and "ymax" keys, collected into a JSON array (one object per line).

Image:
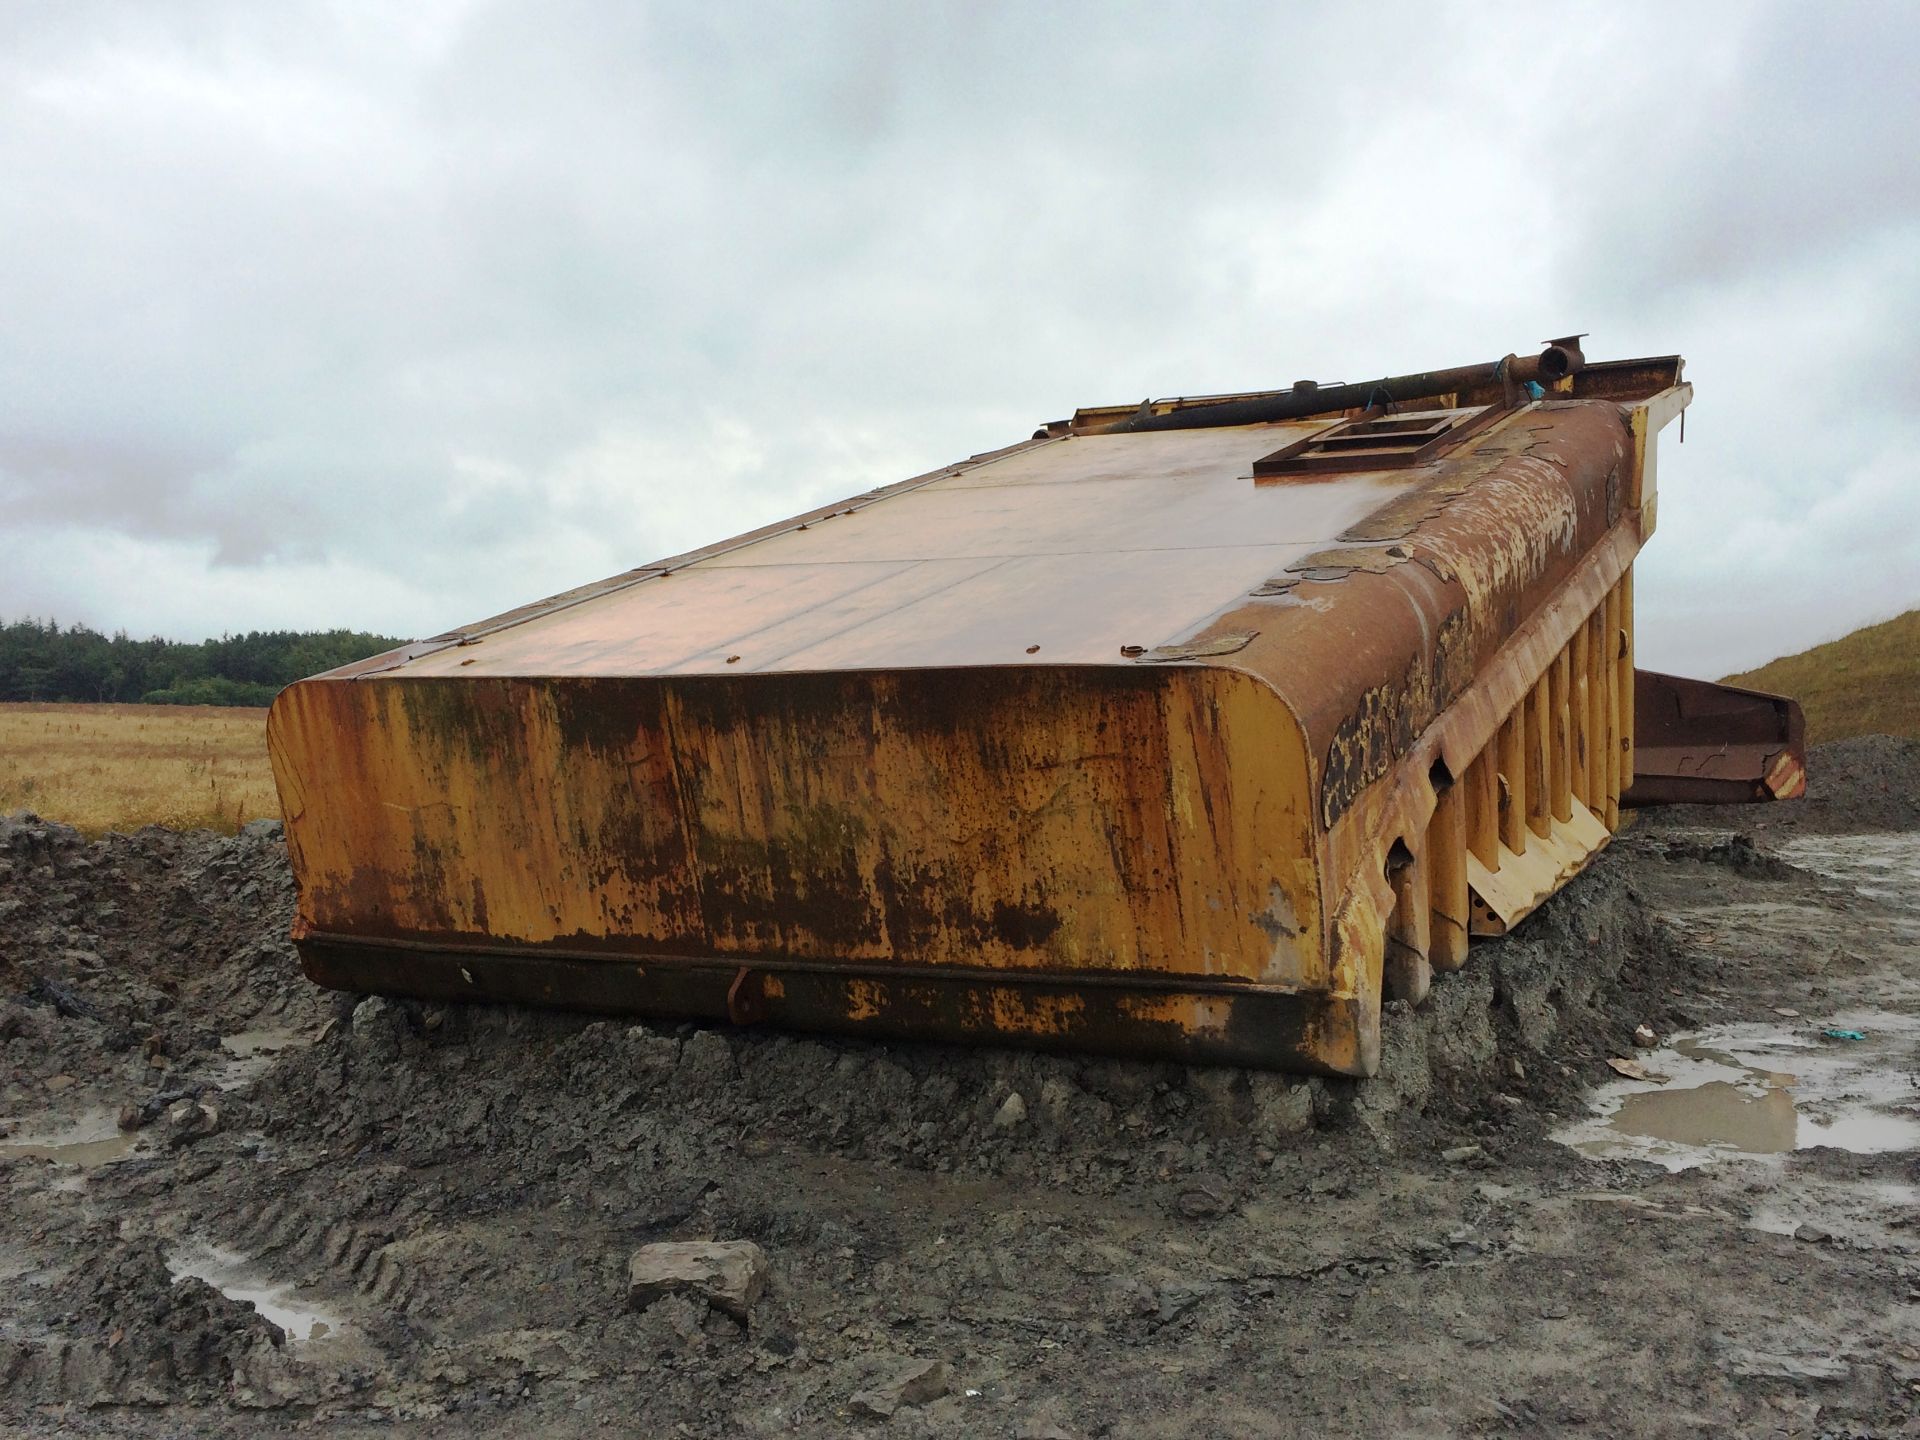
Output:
[
  {"xmin": 1612, "ymin": 1077, "xmax": 1796, "ymax": 1154},
  {"xmin": 0, "ymin": 1109, "xmax": 138, "ymax": 1169},
  {"xmin": 1557, "ymin": 1021, "xmax": 1920, "ymax": 1170},
  {"xmin": 167, "ymin": 1241, "xmax": 345, "ymax": 1343},
  {"xmin": 214, "ymin": 1027, "xmax": 304, "ymax": 1090}
]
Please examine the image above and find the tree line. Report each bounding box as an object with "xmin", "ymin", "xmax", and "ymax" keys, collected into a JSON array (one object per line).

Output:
[{"xmin": 0, "ymin": 619, "xmax": 412, "ymax": 707}]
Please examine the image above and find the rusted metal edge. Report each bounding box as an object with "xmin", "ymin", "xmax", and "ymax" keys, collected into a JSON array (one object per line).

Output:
[
  {"xmin": 1069, "ymin": 352, "xmax": 1683, "ymax": 435},
  {"xmin": 1575, "ymin": 357, "xmax": 1686, "ymax": 404},
  {"xmin": 331, "ymin": 435, "xmax": 1063, "ymax": 680},
  {"xmin": 1311, "ymin": 522, "xmax": 1643, "ymax": 922},
  {"xmin": 1621, "ymin": 766, "xmax": 1807, "ymax": 806},
  {"xmin": 296, "ymin": 927, "xmax": 1299, "ymax": 997},
  {"xmin": 1427, "ymin": 524, "xmax": 1637, "ymax": 785},
  {"xmin": 296, "ymin": 935, "xmax": 1372, "ymax": 1075}
]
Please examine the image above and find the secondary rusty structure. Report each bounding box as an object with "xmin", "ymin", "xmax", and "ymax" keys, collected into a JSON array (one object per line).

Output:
[
  {"xmin": 268, "ymin": 339, "xmax": 1803, "ymax": 1076},
  {"xmin": 1623, "ymin": 669, "xmax": 1806, "ymax": 806}
]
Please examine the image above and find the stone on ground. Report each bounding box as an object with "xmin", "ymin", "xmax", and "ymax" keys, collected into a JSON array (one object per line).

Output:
[{"xmin": 625, "ymin": 1240, "xmax": 769, "ymax": 1322}]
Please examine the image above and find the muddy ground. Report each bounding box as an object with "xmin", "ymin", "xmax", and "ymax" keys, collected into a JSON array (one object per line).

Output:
[{"xmin": 2, "ymin": 736, "xmax": 1917, "ymax": 1438}]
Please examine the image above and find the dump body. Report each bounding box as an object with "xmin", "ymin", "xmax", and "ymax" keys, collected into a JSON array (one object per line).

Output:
[
  {"xmin": 270, "ymin": 348, "xmax": 1694, "ymax": 1075},
  {"xmin": 1623, "ymin": 669, "xmax": 1807, "ymax": 805}
]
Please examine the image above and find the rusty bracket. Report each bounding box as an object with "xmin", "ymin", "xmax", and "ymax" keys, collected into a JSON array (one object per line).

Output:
[{"xmin": 726, "ymin": 967, "xmax": 768, "ymax": 1025}]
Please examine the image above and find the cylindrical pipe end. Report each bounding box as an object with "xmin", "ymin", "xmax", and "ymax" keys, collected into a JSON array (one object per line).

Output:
[{"xmin": 1537, "ymin": 338, "xmax": 1586, "ymax": 381}]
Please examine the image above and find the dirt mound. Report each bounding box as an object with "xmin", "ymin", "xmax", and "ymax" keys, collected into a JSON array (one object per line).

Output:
[
  {"xmin": 1796, "ymin": 734, "xmax": 1920, "ymax": 833},
  {"xmin": 238, "ymin": 851, "xmax": 1698, "ymax": 1210},
  {"xmin": 1, "ymin": 1229, "xmax": 291, "ymax": 1409},
  {"xmin": 3, "ymin": 806, "xmax": 1699, "ymax": 1192},
  {"xmin": 0, "ymin": 814, "xmax": 327, "ymax": 1117}
]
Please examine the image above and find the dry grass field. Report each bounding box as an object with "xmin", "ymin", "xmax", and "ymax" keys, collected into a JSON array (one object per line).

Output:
[{"xmin": 0, "ymin": 702, "xmax": 278, "ymax": 835}]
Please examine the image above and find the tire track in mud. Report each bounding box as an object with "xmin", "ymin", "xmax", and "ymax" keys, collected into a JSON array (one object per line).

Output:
[{"xmin": 217, "ymin": 1195, "xmax": 420, "ymax": 1314}]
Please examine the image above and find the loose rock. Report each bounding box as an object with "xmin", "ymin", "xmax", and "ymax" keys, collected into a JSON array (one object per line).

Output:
[
  {"xmin": 848, "ymin": 1357, "xmax": 951, "ymax": 1418},
  {"xmin": 1724, "ymin": 1349, "xmax": 1851, "ymax": 1383},
  {"xmin": 626, "ymin": 1240, "xmax": 770, "ymax": 1322},
  {"xmin": 1172, "ymin": 1172, "xmax": 1235, "ymax": 1219},
  {"xmin": 163, "ymin": 1097, "xmax": 220, "ymax": 1148}
]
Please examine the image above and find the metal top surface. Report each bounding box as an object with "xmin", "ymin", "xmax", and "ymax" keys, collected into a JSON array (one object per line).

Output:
[{"xmin": 393, "ymin": 418, "xmax": 1451, "ymax": 679}]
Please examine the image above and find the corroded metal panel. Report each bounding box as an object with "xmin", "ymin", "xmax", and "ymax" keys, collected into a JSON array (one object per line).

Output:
[
  {"xmin": 1624, "ymin": 670, "xmax": 1807, "ymax": 804},
  {"xmin": 393, "ymin": 426, "xmax": 1432, "ymax": 679},
  {"xmin": 271, "ymin": 665, "xmax": 1373, "ymax": 1070}
]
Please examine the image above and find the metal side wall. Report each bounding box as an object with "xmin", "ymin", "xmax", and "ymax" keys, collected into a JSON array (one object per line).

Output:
[{"xmin": 269, "ymin": 665, "xmax": 1384, "ymax": 1074}]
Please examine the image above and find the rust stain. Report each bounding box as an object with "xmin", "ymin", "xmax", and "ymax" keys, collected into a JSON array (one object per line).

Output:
[{"xmin": 1318, "ymin": 607, "xmax": 1470, "ymax": 829}]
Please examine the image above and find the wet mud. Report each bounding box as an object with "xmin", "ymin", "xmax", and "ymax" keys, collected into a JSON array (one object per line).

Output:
[{"xmin": 2, "ymin": 740, "xmax": 1918, "ymax": 1437}]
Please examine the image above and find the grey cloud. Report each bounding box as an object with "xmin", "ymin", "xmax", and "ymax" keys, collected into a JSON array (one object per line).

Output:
[
  {"xmin": 1564, "ymin": 3, "xmax": 1920, "ymax": 297},
  {"xmin": 0, "ymin": 0, "xmax": 1915, "ymax": 672}
]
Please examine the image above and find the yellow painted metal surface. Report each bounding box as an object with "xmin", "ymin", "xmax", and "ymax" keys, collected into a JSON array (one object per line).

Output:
[{"xmin": 274, "ymin": 665, "xmax": 1321, "ymax": 977}]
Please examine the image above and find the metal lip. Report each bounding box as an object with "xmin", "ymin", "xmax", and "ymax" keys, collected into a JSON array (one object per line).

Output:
[
  {"xmin": 295, "ymin": 934, "xmax": 1373, "ymax": 1075},
  {"xmin": 295, "ymin": 927, "xmax": 1306, "ymax": 999}
]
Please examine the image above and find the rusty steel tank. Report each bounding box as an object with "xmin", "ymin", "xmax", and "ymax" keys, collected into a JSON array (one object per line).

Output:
[{"xmin": 267, "ymin": 339, "xmax": 1797, "ymax": 1076}]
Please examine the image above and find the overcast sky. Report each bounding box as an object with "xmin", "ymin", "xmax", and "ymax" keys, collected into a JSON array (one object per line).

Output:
[{"xmin": 2, "ymin": 0, "xmax": 1915, "ymax": 675}]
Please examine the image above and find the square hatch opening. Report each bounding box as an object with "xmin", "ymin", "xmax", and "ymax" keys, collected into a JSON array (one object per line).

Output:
[{"xmin": 1253, "ymin": 404, "xmax": 1507, "ymax": 477}]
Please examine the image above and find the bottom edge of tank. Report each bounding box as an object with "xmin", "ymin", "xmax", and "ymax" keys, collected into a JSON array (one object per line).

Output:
[{"xmin": 298, "ymin": 934, "xmax": 1376, "ymax": 1077}]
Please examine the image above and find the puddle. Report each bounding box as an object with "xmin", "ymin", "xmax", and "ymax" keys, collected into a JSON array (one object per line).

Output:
[
  {"xmin": 1556, "ymin": 1019, "xmax": 1920, "ymax": 1171},
  {"xmin": 223, "ymin": 1028, "xmax": 302, "ymax": 1057},
  {"xmin": 1611, "ymin": 1076, "xmax": 1796, "ymax": 1154},
  {"xmin": 214, "ymin": 1027, "xmax": 305, "ymax": 1090},
  {"xmin": 1778, "ymin": 832, "xmax": 1920, "ymax": 907},
  {"xmin": 0, "ymin": 1109, "xmax": 138, "ymax": 1169},
  {"xmin": 167, "ymin": 1241, "xmax": 345, "ymax": 1343},
  {"xmin": 1561, "ymin": 831, "xmax": 1920, "ymax": 1170}
]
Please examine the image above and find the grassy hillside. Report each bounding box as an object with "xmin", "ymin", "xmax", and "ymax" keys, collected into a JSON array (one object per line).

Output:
[{"xmin": 1723, "ymin": 608, "xmax": 1919, "ymax": 743}]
